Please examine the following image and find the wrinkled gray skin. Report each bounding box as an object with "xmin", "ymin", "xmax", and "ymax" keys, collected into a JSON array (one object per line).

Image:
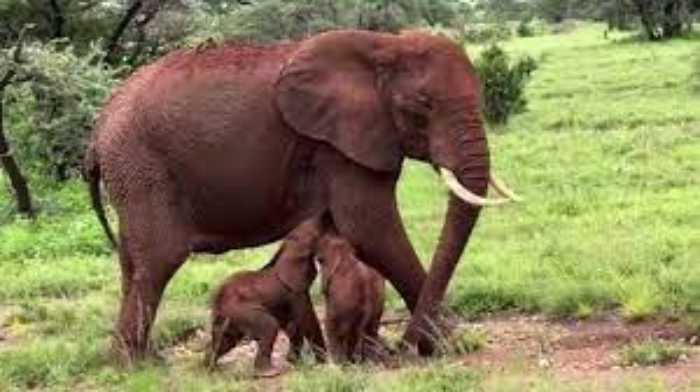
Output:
[{"xmin": 317, "ymin": 234, "xmax": 386, "ymax": 363}]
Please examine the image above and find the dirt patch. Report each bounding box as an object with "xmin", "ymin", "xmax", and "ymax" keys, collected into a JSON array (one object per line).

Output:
[
  {"xmin": 166, "ymin": 312, "xmax": 700, "ymax": 390},
  {"xmin": 460, "ymin": 314, "xmax": 700, "ymax": 390}
]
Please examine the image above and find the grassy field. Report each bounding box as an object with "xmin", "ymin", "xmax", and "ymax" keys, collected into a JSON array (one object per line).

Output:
[{"xmin": 1, "ymin": 24, "xmax": 699, "ymax": 390}]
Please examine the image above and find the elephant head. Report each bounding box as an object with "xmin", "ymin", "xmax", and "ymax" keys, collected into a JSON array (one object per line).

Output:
[
  {"xmin": 275, "ymin": 30, "xmax": 518, "ymax": 338},
  {"xmin": 261, "ymin": 215, "xmax": 329, "ymax": 291}
]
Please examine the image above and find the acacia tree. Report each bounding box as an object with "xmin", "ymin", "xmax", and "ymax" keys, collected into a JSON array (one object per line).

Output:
[{"xmin": 0, "ymin": 29, "xmax": 33, "ymax": 218}]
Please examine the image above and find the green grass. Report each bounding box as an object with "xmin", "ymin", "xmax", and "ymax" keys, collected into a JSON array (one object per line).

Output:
[
  {"xmin": 1, "ymin": 23, "xmax": 700, "ymax": 390},
  {"xmin": 287, "ymin": 363, "xmax": 481, "ymax": 392},
  {"xmin": 619, "ymin": 340, "xmax": 689, "ymax": 367}
]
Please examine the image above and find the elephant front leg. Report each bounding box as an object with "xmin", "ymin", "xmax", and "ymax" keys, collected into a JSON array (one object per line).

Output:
[
  {"xmin": 322, "ymin": 157, "xmax": 432, "ymax": 353},
  {"xmin": 402, "ymin": 197, "xmax": 483, "ymax": 355}
]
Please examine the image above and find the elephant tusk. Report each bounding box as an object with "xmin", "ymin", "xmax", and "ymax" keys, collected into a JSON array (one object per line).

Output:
[
  {"xmin": 440, "ymin": 168, "xmax": 510, "ymax": 207},
  {"xmin": 489, "ymin": 173, "xmax": 523, "ymax": 202}
]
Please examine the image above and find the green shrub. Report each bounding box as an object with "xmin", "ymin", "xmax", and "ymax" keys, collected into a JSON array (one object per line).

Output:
[
  {"xmin": 186, "ymin": 0, "xmax": 467, "ymax": 45},
  {"xmin": 459, "ymin": 23, "xmax": 512, "ymax": 44},
  {"xmin": 3, "ymin": 41, "xmax": 119, "ymax": 181},
  {"xmin": 474, "ymin": 44, "xmax": 537, "ymax": 125},
  {"xmin": 516, "ymin": 20, "xmax": 534, "ymax": 37}
]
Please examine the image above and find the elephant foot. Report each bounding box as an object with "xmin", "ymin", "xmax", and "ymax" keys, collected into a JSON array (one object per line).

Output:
[
  {"xmin": 111, "ymin": 336, "xmax": 165, "ymax": 368},
  {"xmin": 402, "ymin": 309, "xmax": 460, "ymax": 357},
  {"xmin": 203, "ymin": 351, "xmax": 220, "ymax": 371}
]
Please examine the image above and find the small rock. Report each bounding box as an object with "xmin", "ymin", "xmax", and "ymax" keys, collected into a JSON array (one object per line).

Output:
[
  {"xmin": 679, "ymin": 354, "xmax": 688, "ymax": 362},
  {"xmin": 538, "ymin": 358, "xmax": 552, "ymax": 368},
  {"xmin": 689, "ymin": 336, "xmax": 698, "ymax": 345}
]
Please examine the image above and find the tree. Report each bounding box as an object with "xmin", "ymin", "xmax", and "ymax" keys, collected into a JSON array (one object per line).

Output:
[
  {"xmin": 631, "ymin": 0, "xmax": 694, "ymax": 40},
  {"xmin": 10, "ymin": 41, "xmax": 120, "ymax": 181},
  {"xmin": 535, "ymin": 0, "xmax": 575, "ymax": 22},
  {"xmin": 0, "ymin": 28, "xmax": 34, "ymax": 218}
]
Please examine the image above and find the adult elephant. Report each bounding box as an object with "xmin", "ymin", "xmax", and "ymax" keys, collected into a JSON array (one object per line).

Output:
[{"xmin": 84, "ymin": 29, "xmax": 518, "ymax": 362}]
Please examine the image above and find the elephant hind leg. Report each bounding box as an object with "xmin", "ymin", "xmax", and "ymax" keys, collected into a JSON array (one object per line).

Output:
[
  {"xmin": 249, "ymin": 312, "xmax": 281, "ymax": 376},
  {"xmin": 113, "ymin": 188, "xmax": 191, "ymax": 365}
]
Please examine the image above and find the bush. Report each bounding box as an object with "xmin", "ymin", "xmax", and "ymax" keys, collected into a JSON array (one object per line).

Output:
[
  {"xmin": 459, "ymin": 23, "xmax": 512, "ymax": 44},
  {"xmin": 4, "ymin": 41, "xmax": 119, "ymax": 180},
  {"xmin": 516, "ymin": 20, "xmax": 534, "ymax": 37},
  {"xmin": 185, "ymin": 0, "xmax": 468, "ymax": 45},
  {"xmin": 474, "ymin": 44, "xmax": 537, "ymax": 125}
]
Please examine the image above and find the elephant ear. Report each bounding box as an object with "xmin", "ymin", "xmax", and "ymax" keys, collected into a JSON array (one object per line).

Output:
[{"xmin": 275, "ymin": 31, "xmax": 401, "ymax": 172}]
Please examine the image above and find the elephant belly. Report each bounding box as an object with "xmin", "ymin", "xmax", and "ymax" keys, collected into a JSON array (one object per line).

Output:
[{"xmin": 171, "ymin": 129, "xmax": 324, "ymax": 250}]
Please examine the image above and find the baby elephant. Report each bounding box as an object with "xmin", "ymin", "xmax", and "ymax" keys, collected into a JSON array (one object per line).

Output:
[
  {"xmin": 206, "ymin": 219, "xmax": 326, "ymax": 377},
  {"xmin": 316, "ymin": 234, "xmax": 386, "ymax": 363}
]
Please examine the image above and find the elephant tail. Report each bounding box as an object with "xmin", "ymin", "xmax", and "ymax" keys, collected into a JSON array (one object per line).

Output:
[{"xmin": 82, "ymin": 144, "xmax": 118, "ymax": 249}]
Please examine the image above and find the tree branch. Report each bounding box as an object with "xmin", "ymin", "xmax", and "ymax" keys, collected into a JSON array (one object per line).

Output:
[
  {"xmin": 104, "ymin": 0, "xmax": 144, "ymax": 64},
  {"xmin": 0, "ymin": 28, "xmax": 35, "ymax": 218},
  {"xmin": 0, "ymin": 26, "xmax": 28, "ymax": 88},
  {"xmin": 48, "ymin": 0, "xmax": 65, "ymax": 38}
]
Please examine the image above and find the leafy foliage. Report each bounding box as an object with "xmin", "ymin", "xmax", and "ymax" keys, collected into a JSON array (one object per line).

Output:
[
  {"xmin": 186, "ymin": 0, "xmax": 470, "ymax": 44},
  {"xmin": 459, "ymin": 23, "xmax": 513, "ymax": 43},
  {"xmin": 474, "ymin": 44, "xmax": 537, "ymax": 125},
  {"xmin": 3, "ymin": 41, "xmax": 119, "ymax": 180},
  {"xmin": 516, "ymin": 19, "xmax": 535, "ymax": 37},
  {"xmin": 631, "ymin": 0, "xmax": 697, "ymax": 40}
]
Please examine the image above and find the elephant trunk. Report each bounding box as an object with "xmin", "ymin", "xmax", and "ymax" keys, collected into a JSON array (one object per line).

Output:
[{"xmin": 403, "ymin": 102, "xmax": 490, "ymax": 353}]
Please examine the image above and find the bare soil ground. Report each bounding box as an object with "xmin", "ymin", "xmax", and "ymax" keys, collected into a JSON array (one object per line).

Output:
[
  {"xmin": 462, "ymin": 314, "xmax": 700, "ymax": 390},
  {"xmin": 3, "ymin": 307, "xmax": 698, "ymax": 390},
  {"xmin": 181, "ymin": 312, "xmax": 700, "ymax": 390}
]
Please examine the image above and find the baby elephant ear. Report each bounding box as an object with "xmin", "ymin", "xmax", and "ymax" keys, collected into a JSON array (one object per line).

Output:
[{"xmin": 275, "ymin": 31, "xmax": 402, "ymax": 173}]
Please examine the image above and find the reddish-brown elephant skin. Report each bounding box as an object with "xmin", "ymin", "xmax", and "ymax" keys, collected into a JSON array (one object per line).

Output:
[
  {"xmin": 84, "ymin": 29, "xmax": 489, "ymax": 362},
  {"xmin": 206, "ymin": 218, "xmax": 326, "ymax": 376},
  {"xmin": 317, "ymin": 233, "xmax": 385, "ymax": 363}
]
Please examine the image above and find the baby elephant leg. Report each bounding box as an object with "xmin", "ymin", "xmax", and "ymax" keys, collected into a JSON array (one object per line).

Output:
[
  {"xmin": 360, "ymin": 317, "xmax": 388, "ymax": 362},
  {"xmin": 207, "ymin": 316, "xmax": 244, "ymax": 369},
  {"xmin": 296, "ymin": 294, "xmax": 326, "ymax": 362},
  {"xmin": 209, "ymin": 306, "xmax": 282, "ymax": 377},
  {"xmin": 284, "ymin": 322, "xmax": 304, "ymax": 363},
  {"xmin": 248, "ymin": 311, "xmax": 281, "ymax": 377},
  {"xmin": 326, "ymin": 318, "xmax": 352, "ymax": 363}
]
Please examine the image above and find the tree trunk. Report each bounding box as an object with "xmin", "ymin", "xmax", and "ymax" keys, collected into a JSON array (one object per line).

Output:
[
  {"xmin": 104, "ymin": 0, "xmax": 144, "ymax": 64},
  {"xmin": 0, "ymin": 80, "xmax": 34, "ymax": 218},
  {"xmin": 633, "ymin": 0, "xmax": 691, "ymax": 40}
]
